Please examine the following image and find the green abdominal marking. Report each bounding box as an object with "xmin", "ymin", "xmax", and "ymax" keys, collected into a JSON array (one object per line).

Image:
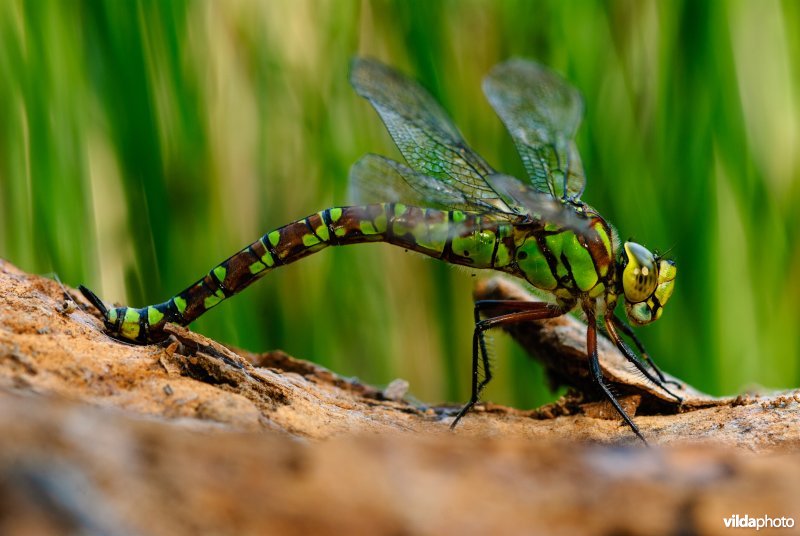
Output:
[
  {"xmin": 249, "ymin": 260, "xmax": 266, "ymax": 274},
  {"xmin": 121, "ymin": 308, "xmax": 140, "ymax": 340},
  {"xmin": 147, "ymin": 306, "xmax": 164, "ymax": 326}
]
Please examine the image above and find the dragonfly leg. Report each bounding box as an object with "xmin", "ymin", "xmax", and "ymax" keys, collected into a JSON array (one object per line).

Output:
[
  {"xmin": 604, "ymin": 314, "xmax": 683, "ymax": 403},
  {"xmin": 473, "ymin": 302, "xmax": 492, "ymax": 402},
  {"xmin": 471, "ymin": 300, "xmax": 557, "ymax": 396},
  {"xmin": 612, "ymin": 314, "xmax": 683, "ymax": 390},
  {"xmin": 586, "ymin": 308, "xmax": 648, "ymax": 445},
  {"xmin": 450, "ymin": 301, "xmax": 566, "ymax": 429}
]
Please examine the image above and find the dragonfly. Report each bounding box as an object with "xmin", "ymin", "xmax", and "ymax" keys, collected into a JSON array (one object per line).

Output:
[{"xmin": 80, "ymin": 58, "xmax": 679, "ymax": 442}]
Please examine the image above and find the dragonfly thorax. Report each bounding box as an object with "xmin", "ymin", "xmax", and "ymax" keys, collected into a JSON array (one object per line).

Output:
[
  {"xmin": 620, "ymin": 241, "xmax": 677, "ymax": 325},
  {"xmin": 512, "ymin": 217, "xmax": 616, "ymax": 306}
]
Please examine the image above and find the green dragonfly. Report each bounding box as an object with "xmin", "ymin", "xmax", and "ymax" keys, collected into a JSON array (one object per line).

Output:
[{"xmin": 80, "ymin": 58, "xmax": 679, "ymax": 442}]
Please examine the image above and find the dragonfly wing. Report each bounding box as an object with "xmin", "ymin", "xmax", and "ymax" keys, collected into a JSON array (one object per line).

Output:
[
  {"xmin": 483, "ymin": 59, "xmax": 586, "ymax": 201},
  {"xmin": 350, "ymin": 58, "xmax": 513, "ymax": 212},
  {"xmin": 349, "ymin": 154, "xmax": 499, "ymax": 212},
  {"xmin": 486, "ymin": 174, "xmax": 591, "ymax": 233}
]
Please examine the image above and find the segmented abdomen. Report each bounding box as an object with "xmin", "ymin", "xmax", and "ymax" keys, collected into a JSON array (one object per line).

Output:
[{"xmin": 92, "ymin": 204, "xmax": 515, "ymax": 343}]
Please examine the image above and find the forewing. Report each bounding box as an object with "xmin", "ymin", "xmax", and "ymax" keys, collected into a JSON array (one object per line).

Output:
[
  {"xmin": 350, "ymin": 58, "xmax": 512, "ymax": 211},
  {"xmin": 349, "ymin": 154, "xmax": 500, "ymax": 213},
  {"xmin": 483, "ymin": 59, "xmax": 586, "ymax": 201}
]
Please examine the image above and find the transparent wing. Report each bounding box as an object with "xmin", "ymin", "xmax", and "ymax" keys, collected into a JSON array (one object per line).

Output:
[
  {"xmin": 485, "ymin": 174, "xmax": 592, "ymax": 233},
  {"xmin": 483, "ymin": 59, "xmax": 586, "ymax": 201},
  {"xmin": 349, "ymin": 154, "xmax": 502, "ymax": 213},
  {"xmin": 350, "ymin": 58, "xmax": 513, "ymax": 213}
]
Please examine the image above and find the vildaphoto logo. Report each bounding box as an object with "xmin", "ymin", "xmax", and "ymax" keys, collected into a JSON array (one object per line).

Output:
[{"xmin": 723, "ymin": 514, "xmax": 795, "ymax": 530}]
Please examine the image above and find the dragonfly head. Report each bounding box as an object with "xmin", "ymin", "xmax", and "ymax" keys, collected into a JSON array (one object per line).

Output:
[{"xmin": 620, "ymin": 242, "xmax": 676, "ymax": 325}]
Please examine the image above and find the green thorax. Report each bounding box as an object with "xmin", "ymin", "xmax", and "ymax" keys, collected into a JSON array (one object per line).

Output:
[{"xmin": 509, "ymin": 214, "xmax": 616, "ymax": 304}]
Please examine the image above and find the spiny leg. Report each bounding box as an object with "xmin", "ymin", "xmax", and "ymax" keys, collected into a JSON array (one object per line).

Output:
[
  {"xmin": 472, "ymin": 300, "xmax": 552, "ymax": 395},
  {"xmin": 604, "ymin": 314, "xmax": 682, "ymax": 403},
  {"xmin": 612, "ymin": 313, "xmax": 682, "ymax": 390},
  {"xmin": 450, "ymin": 301, "xmax": 566, "ymax": 429},
  {"xmin": 471, "ymin": 300, "xmax": 568, "ymax": 381},
  {"xmin": 475, "ymin": 301, "xmax": 573, "ymax": 399},
  {"xmin": 586, "ymin": 308, "xmax": 648, "ymax": 444},
  {"xmin": 473, "ymin": 302, "xmax": 492, "ymax": 403}
]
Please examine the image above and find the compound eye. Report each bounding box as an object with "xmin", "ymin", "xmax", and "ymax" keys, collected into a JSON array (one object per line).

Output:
[{"xmin": 622, "ymin": 242, "xmax": 658, "ymax": 303}]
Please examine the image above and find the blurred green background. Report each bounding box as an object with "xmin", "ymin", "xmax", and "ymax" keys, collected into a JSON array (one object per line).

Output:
[{"xmin": 1, "ymin": 0, "xmax": 798, "ymax": 408}]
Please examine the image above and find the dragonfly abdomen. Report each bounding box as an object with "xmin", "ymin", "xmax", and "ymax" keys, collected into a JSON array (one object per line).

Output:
[
  {"xmin": 384, "ymin": 204, "xmax": 516, "ymax": 271},
  {"xmin": 84, "ymin": 203, "xmax": 516, "ymax": 343}
]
